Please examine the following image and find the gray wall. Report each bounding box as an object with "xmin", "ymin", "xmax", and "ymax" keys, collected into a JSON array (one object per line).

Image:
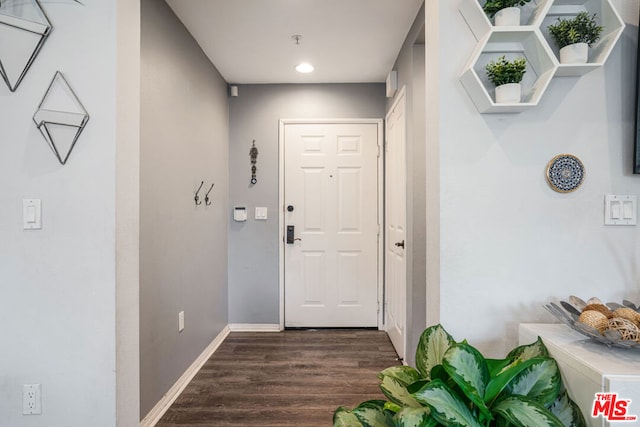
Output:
[
  {"xmin": 386, "ymin": 4, "xmax": 426, "ymax": 366},
  {"xmin": 228, "ymin": 84, "xmax": 385, "ymax": 324},
  {"xmin": 140, "ymin": 0, "xmax": 229, "ymax": 416}
]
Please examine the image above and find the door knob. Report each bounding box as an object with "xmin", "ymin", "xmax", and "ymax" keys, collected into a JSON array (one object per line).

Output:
[{"xmin": 395, "ymin": 240, "xmax": 405, "ymax": 249}]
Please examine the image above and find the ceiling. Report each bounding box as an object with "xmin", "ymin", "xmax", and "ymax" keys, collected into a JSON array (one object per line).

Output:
[{"xmin": 164, "ymin": 0, "xmax": 423, "ymax": 84}]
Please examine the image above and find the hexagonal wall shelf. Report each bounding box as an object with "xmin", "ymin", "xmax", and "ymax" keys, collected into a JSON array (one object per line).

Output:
[
  {"xmin": 460, "ymin": 29, "xmax": 557, "ymax": 113},
  {"xmin": 539, "ymin": 0, "xmax": 625, "ymax": 76},
  {"xmin": 460, "ymin": 0, "xmax": 549, "ymax": 40},
  {"xmin": 459, "ymin": 0, "xmax": 624, "ymax": 113}
]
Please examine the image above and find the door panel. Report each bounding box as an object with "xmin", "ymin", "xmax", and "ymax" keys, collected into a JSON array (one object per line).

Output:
[
  {"xmin": 284, "ymin": 122, "xmax": 380, "ymax": 327},
  {"xmin": 385, "ymin": 89, "xmax": 407, "ymax": 359}
]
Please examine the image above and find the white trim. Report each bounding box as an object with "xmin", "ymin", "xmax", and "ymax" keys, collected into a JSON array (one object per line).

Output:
[
  {"xmin": 278, "ymin": 119, "xmax": 385, "ymax": 330},
  {"xmin": 375, "ymin": 119, "xmax": 384, "ymax": 330},
  {"xmin": 279, "ymin": 120, "xmax": 286, "ymax": 331},
  {"xmin": 228, "ymin": 323, "xmax": 282, "ymax": 332},
  {"xmin": 140, "ymin": 325, "xmax": 231, "ymax": 427}
]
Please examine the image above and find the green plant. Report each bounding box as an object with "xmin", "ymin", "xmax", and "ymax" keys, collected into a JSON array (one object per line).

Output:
[
  {"xmin": 547, "ymin": 12, "xmax": 603, "ymax": 49},
  {"xmin": 334, "ymin": 324, "xmax": 586, "ymax": 427},
  {"xmin": 485, "ymin": 56, "xmax": 527, "ymax": 87},
  {"xmin": 483, "ymin": 0, "xmax": 532, "ymax": 19}
]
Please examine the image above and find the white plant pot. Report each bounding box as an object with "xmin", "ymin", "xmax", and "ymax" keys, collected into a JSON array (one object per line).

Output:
[
  {"xmin": 494, "ymin": 7, "xmax": 520, "ymax": 26},
  {"xmin": 559, "ymin": 42, "xmax": 589, "ymax": 64},
  {"xmin": 495, "ymin": 83, "xmax": 521, "ymax": 104}
]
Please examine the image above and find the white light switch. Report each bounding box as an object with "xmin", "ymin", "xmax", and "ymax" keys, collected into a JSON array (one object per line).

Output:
[
  {"xmin": 605, "ymin": 195, "xmax": 637, "ymax": 226},
  {"xmin": 255, "ymin": 207, "xmax": 268, "ymax": 220},
  {"xmin": 23, "ymin": 199, "xmax": 42, "ymax": 230}
]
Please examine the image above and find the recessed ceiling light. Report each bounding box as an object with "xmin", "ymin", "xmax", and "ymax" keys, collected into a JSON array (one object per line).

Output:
[{"xmin": 296, "ymin": 62, "xmax": 314, "ymax": 73}]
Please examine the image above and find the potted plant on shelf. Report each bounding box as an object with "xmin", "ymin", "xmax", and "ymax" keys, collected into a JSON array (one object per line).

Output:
[
  {"xmin": 483, "ymin": 0, "xmax": 532, "ymax": 26},
  {"xmin": 547, "ymin": 12, "xmax": 603, "ymax": 64},
  {"xmin": 485, "ymin": 55, "xmax": 527, "ymax": 104},
  {"xmin": 334, "ymin": 324, "xmax": 586, "ymax": 427}
]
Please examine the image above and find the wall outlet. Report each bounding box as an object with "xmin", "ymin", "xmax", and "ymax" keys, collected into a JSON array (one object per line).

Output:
[
  {"xmin": 23, "ymin": 384, "xmax": 41, "ymax": 415},
  {"xmin": 178, "ymin": 311, "xmax": 184, "ymax": 332}
]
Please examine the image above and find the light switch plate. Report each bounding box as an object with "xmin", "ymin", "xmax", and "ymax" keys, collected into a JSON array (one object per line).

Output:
[
  {"xmin": 604, "ymin": 195, "xmax": 637, "ymax": 226},
  {"xmin": 23, "ymin": 199, "xmax": 42, "ymax": 230},
  {"xmin": 255, "ymin": 207, "xmax": 268, "ymax": 220}
]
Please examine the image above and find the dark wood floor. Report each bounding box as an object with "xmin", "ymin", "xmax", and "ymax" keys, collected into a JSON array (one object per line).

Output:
[{"xmin": 157, "ymin": 329, "xmax": 400, "ymax": 427}]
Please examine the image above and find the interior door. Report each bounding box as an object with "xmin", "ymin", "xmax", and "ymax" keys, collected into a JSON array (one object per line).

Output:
[
  {"xmin": 385, "ymin": 89, "xmax": 407, "ymax": 359},
  {"xmin": 283, "ymin": 122, "xmax": 380, "ymax": 327}
]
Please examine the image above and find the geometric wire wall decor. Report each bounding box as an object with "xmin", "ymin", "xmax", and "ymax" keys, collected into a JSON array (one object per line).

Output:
[
  {"xmin": 32, "ymin": 71, "xmax": 89, "ymax": 165},
  {"xmin": 0, "ymin": 0, "xmax": 52, "ymax": 92}
]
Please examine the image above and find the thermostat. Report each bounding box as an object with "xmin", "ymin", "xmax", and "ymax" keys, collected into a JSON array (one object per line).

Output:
[{"xmin": 233, "ymin": 206, "xmax": 247, "ymax": 222}]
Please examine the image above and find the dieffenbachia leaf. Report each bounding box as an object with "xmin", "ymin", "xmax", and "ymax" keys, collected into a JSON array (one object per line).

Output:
[
  {"xmin": 379, "ymin": 375, "xmax": 423, "ymax": 408},
  {"xmin": 507, "ymin": 336, "xmax": 549, "ymax": 362},
  {"xmin": 505, "ymin": 357, "xmax": 561, "ymax": 407},
  {"xmin": 484, "ymin": 357, "xmax": 542, "ymax": 406},
  {"xmin": 412, "ymin": 379, "xmax": 483, "ymax": 427},
  {"xmin": 486, "ymin": 358, "xmax": 514, "ymax": 378},
  {"xmin": 415, "ymin": 325, "xmax": 455, "ymax": 379},
  {"xmin": 493, "ymin": 395, "xmax": 564, "ymax": 427},
  {"xmin": 351, "ymin": 400, "xmax": 393, "ymax": 427},
  {"xmin": 549, "ymin": 390, "xmax": 587, "ymax": 427},
  {"xmin": 379, "ymin": 365, "xmax": 423, "ymax": 387},
  {"xmin": 393, "ymin": 407, "xmax": 438, "ymax": 427},
  {"xmin": 442, "ymin": 343, "xmax": 492, "ymax": 421},
  {"xmin": 334, "ymin": 407, "xmax": 365, "ymax": 427},
  {"xmin": 484, "ymin": 337, "xmax": 551, "ymax": 404}
]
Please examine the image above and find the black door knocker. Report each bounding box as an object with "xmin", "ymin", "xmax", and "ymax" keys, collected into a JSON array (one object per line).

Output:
[{"xmin": 250, "ymin": 139, "xmax": 258, "ymax": 185}]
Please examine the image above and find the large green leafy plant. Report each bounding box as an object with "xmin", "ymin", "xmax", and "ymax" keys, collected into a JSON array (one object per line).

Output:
[
  {"xmin": 483, "ymin": 0, "xmax": 531, "ymax": 19},
  {"xmin": 334, "ymin": 324, "xmax": 585, "ymax": 427}
]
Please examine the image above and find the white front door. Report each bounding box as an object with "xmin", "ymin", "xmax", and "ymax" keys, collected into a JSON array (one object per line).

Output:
[
  {"xmin": 385, "ymin": 88, "xmax": 407, "ymax": 359},
  {"xmin": 283, "ymin": 121, "xmax": 381, "ymax": 327}
]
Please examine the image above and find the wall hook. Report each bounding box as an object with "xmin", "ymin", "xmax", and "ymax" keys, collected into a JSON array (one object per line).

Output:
[
  {"xmin": 205, "ymin": 183, "xmax": 214, "ymax": 206},
  {"xmin": 194, "ymin": 181, "xmax": 204, "ymax": 206}
]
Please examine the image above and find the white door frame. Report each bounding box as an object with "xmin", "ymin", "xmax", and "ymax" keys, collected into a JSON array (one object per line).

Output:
[{"xmin": 278, "ymin": 118, "xmax": 384, "ymax": 330}]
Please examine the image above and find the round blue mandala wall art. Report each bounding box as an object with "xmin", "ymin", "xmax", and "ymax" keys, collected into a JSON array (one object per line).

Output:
[{"xmin": 546, "ymin": 154, "xmax": 585, "ymax": 193}]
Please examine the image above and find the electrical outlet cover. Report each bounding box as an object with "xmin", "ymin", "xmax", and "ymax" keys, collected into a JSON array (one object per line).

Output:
[{"xmin": 23, "ymin": 384, "xmax": 41, "ymax": 415}]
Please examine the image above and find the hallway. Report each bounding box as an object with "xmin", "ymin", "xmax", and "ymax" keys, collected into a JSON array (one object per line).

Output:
[{"xmin": 157, "ymin": 330, "xmax": 400, "ymax": 426}]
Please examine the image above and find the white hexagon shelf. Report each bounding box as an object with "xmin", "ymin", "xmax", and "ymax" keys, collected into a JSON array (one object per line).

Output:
[
  {"xmin": 460, "ymin": 29, "xmax": 557, "ymax": 113},
  {"xmin": 460, "ymin": 0, "xmax": 549, "ymax": 40},
  {"xmin": 539, "ymin": 0, "xmax": 625, "ymax": 76},
  {"xmin": 459, "ymin": 0, "xmax": 624, "ymax": 113}
]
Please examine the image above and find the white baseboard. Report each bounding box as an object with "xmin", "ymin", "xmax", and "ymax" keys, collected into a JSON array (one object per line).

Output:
[
  {"xmin": 228, "ymin": 323, "xmax": 281, "ymax": 332},
  {"xmin": 140, "ymin": 325, "xmax": 231, "ymax": 427}
]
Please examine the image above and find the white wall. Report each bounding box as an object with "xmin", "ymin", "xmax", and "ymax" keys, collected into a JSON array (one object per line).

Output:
[
  {"xmin": 430, "ymin": 0, "xmax": 640, "ymax": 357},
  {"xmin": 139, "ymin": 0, "xmax": 229, "ymax": 417},
  {"xmin": 0, "ymin": 1, "xmax": 124, "ymax": 426}
]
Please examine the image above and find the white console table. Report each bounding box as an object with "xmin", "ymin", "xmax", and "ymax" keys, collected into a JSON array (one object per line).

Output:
[{"xmin": 519, "ymin": 324, "xmax": 640, "ymax": 427}]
